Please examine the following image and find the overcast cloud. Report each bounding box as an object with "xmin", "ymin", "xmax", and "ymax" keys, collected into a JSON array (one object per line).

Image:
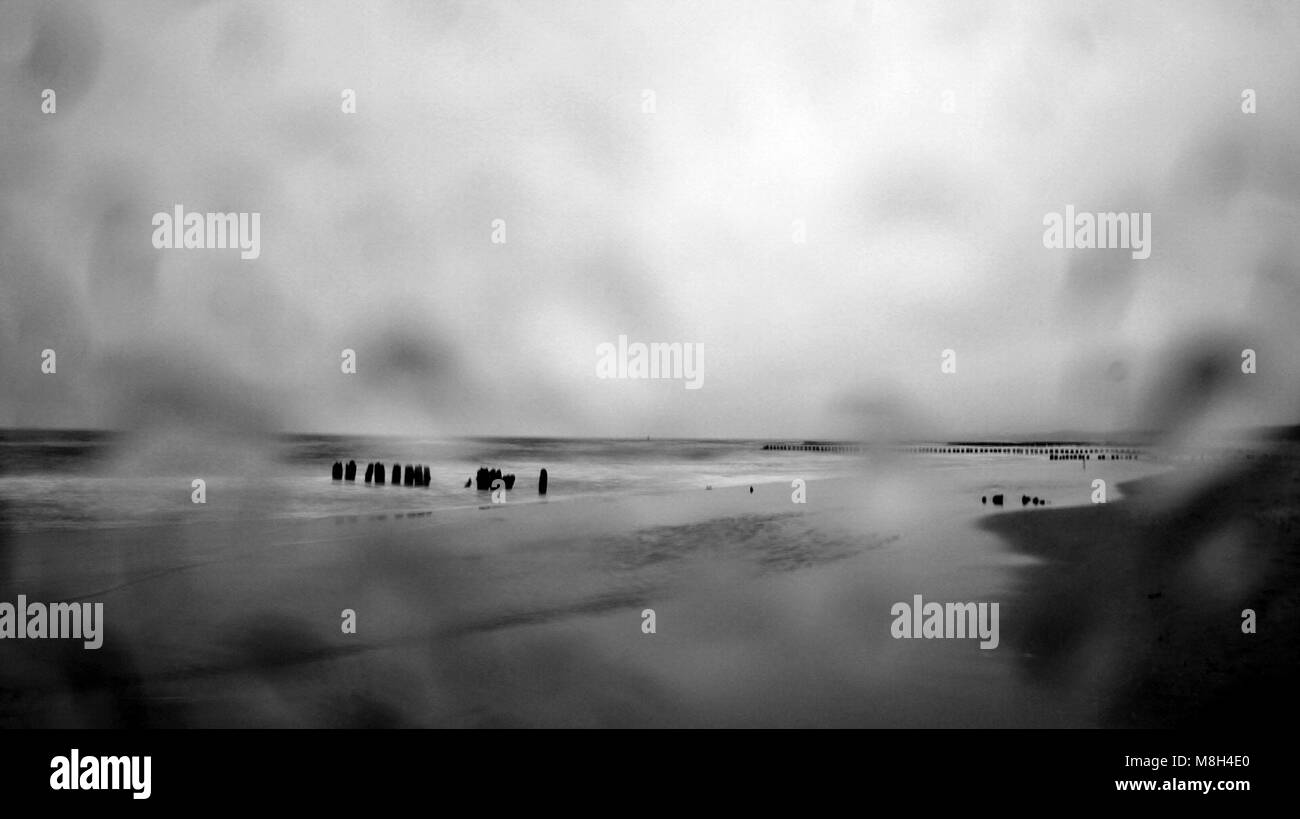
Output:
[{"xmin": 2, "ymin": 0, "xmax": 1298, "ymax": 440}]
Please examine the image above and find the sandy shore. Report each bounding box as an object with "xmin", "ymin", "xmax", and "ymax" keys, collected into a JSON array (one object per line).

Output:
[
  {"xmin": 980, "ymin": 453, "xmax": 1300, "ymax": 728},
  {"xmin": 2, "ymin": 453, "xmax": 1293, "ymax": 727},
  {"xmin": 0, "ymin": 470, "xmax": 1030, "ymax": 727}
]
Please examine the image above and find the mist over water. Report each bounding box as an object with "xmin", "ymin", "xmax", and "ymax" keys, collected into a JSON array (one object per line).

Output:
[{"xmin": 3, "ymin": 1, "xmax": 1300, "ymax": 445}]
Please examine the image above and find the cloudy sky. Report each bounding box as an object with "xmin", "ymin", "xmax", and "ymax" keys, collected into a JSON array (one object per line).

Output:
[{"xmin": 2, "ymin": 0, "xmax": 1298, "ymax": 440}]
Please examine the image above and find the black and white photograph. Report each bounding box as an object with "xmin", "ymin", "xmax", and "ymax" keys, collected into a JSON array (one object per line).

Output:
[{"xmin": 0, "ymin": 0, "xmax": 1295, "ymax": 799}]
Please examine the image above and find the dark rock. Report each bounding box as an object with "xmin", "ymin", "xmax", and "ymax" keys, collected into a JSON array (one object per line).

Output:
[
  {"xmin": 345, "ymin": 460, "xmax": 357, "ymax": 481},
  {"xmin": 992, "ymin": 494, "xmax": 1004, "ymax": 506},
  {"xmin": 539, "ymin": 468, "xmax": 548, "ymax": 495},
  {"xmin": 1022, "ymin": 495, "xmax": 1030, "ymax": 506},
  {"xmin": 364, "ymin": 463, "xmax": 374, "ymax": 483},
  {"xmin": 332, "ymin": 461, "xmax": 343, "ymax": 480}
]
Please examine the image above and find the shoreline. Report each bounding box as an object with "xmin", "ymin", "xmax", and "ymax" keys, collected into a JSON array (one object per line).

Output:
[
  {"xmin": 980, "ymin": 456, "xmax": 1300, "ymax": 728},
  {"xmin": 2, "ymin": 455, "xmax": 1294, "ymax": 727},
  {"xmin": 0, "ymin": 476, "xmax": 994, "ymax": 727}
]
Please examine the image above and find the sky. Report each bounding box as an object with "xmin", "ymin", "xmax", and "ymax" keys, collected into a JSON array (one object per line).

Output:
[{"xmin": 2, "ymin": 0, "xmax": 1299, "ymax": 441}]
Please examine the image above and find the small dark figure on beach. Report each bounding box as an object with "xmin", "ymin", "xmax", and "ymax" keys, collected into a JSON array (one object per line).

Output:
[
  {"xmin": 749, "ymin": 486, "xmax": 753, "ymax": 493},
  {"xmin": 464, "ymin": 478, "xmax": 472, "ymax": 488},
  {"xmin": 404, "ymin": 465, "xmax": 414, "ymax": 486},
  {"xmin": 364, "ymin": 463, "xmax": 373, "ymax": 483},
  {"xmin": 503, "ymin": 474, "xmax": 516, "ymax": 490},
  {"xmin": 992, "ymin": 494, "xmax": 1004, "ymax": 506},
  {"xmin": 391, "ymin": 463, "xmax": 401, "ymax": 485},
  {"xmin": 539, "ymin": 468, "xmax": 548, "ymax": 495},
  {"xmin": 982, "ymin": 496, "xmax": 986, "ymax": 504},
  {"xmin": 374, "ymin": 463, "xmax": 385, "ymax": 485},
  {"xmin": 423, "ymin": 466, "xmax": 431, "ymax": 486},
  {"xmin": 332, "ymin": 462, "xmax": 342, "ymax": 480},
  {"xmin": 345, "ymin": 460, "xmax": 357, "ymax": 481}
]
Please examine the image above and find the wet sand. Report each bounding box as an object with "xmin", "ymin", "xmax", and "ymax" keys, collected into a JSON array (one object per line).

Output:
[
  {"xmin": 0, "ymin": 469, "xmax": 1038, "ymax": 727},
  {"xmin": 2, "ymin": 453, "xmax": 1292, "ymax": 727},
  {"xmin": 981, "ymin": 453, "xmax": 1300, "ymax": 728}
]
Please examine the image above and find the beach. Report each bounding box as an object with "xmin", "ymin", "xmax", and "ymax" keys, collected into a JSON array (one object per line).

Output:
[
  {"xmin": 982, "ymin": 452, "xmax": 1300, "ymax": 729},
  {"xmin": 1, "ymin": 436, "xmax": 1295, "ymax": 728}
]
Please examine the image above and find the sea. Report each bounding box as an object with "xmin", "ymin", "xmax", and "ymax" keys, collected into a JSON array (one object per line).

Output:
[{"xmin": 0, "ymin": 430, "xmax": 876, "ymax": 532}]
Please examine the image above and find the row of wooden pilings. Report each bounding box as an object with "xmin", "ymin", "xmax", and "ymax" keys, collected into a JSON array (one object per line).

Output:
[
  {"xmin": 762, "ymin": 443, "xmax": 1142, "ymax": 459},
  {"xmin": 761, "ymin": 443, "xmax": 866, "ymax": 453}
]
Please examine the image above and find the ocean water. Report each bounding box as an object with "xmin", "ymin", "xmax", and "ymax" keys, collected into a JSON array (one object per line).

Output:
[
  {"xmin": 0, "ymin": 429, "xmax": 1171, "ymax": 533},
  {"xmin": 0, "ymin": 431, "xmax": 869, "ymax": 532}
]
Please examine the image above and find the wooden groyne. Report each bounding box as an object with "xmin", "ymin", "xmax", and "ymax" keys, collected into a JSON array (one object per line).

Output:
[
  {"xmin": 761, "ymin": 443, "xmax": 1144, "ymax": 460},
  {"xmin": 761, "ymin": 443, "xmax": 867, "ymax": 453}
]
